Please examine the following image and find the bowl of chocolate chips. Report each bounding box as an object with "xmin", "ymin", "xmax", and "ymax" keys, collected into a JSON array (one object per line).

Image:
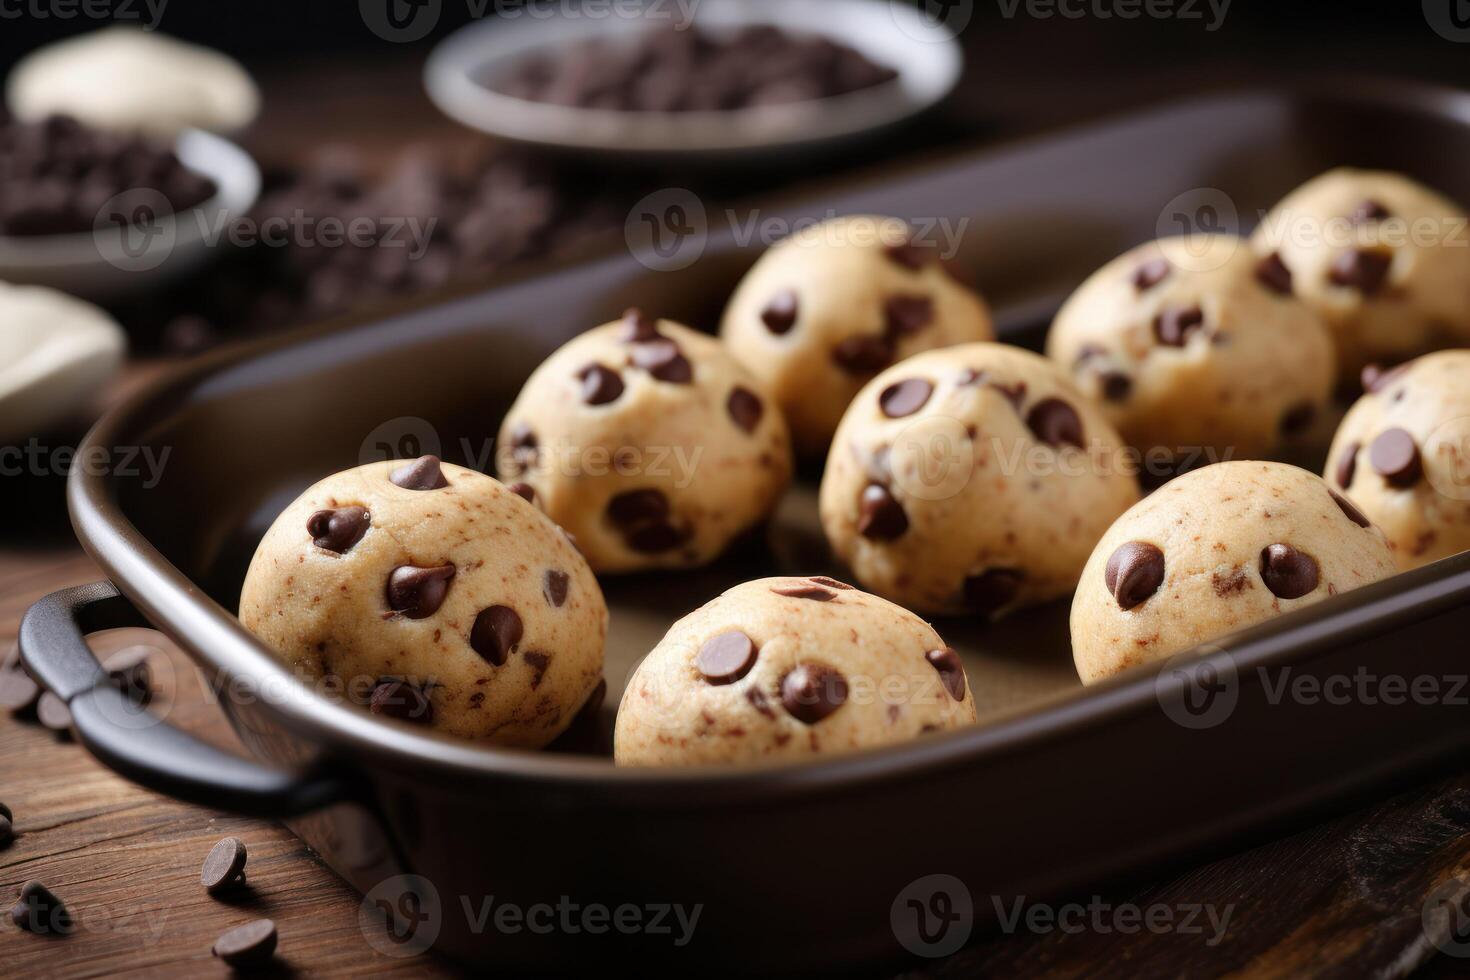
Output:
[
  {"xmin": 425, "ymin": 0, "xmax": 961, "ymax": 156},
  {"xmin": 0, "ymin": 113, "xmax": 260, "ymax": 301}
]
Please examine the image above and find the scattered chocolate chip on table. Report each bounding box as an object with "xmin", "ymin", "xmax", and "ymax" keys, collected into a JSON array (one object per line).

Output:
[
  {"xmin": 212, "ymin": 919, "xmax": 277, "ymax": 969},
  {"xmin": 201, "ymin": 837, "xmax": 249, "ymax": 896}
]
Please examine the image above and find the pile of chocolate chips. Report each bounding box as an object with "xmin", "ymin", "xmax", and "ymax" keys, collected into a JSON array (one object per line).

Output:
[
  {"xmin": 489, "ymin": 25, "xmax": 899, "ymax": 111},
  {"xmin": 0, "ymin": 114, "xmax": 216, "ymax": 236}
]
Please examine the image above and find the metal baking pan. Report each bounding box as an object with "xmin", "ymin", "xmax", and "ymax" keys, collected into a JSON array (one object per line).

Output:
[{"xmin": 20, "ymin": 80, "xmax": 1470, "ymax": 972}]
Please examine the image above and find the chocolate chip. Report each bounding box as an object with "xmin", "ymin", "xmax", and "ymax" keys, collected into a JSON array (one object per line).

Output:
[
  {"xmin": 858, "ymin": 483, "xmax": 909, "ymax": 540},
  {"xmin": 779, "ymin": 664, "xmax": 848, "ymax": 724},
  {"xmin": 925, "ymin": 647, "xmax": 966, "ymax": 701},
  {"xmin": 761, "ymin": 290, "xmax": 798, "ymax": 334},
  {"xmin": 1361, "ymin": 363, "xmax": 1408, "ymax": 394},
  {"xmin": 0, "ymin": 802, "xmax": 10, "ymax": 822},
  {"xmin": 727, "ymin": 386, "xmax": 764, "ymax": 433},
  {"xmin": 962, "ymin": 569, "xmax": 1022, "ymax": 615},
  {"xmin": 1259, "ymin": 543, "xmax": 1319, "ymax": 599},
  {"xmin": 884, "ymin": 240, "xmax": 930, "ymax": 270},
  {"xmin": 307, "ymin": 506, "xmax": 370, "ymax": 553},
  {"xmin": 1331, "ymin": 489, "xmax": 1372, "ymax": 528},
  {"xmin": 538, "ymin": 571, "xmax": 568, "ymax": 610},
  {"xmin": 832, "ymin": 334, "xmax": 894, "ymax": 374},
  {"xmin": 578, "ymin": 363, "xmax": 625, "ymax": 405},
  {"xmin": 506, "ymin": 423, "xmax": 539, "ymax": 475},
  {"xmin": 620, "ymin": 307, "xmax": 660, "ymax": 342},
  {"xmin": 369, "ymin": 679, "xmax": 433, "ymax": 722},
  {"xmin": 36, "ymin": 692, "xmax": 71, "ymax": 732},
  {"xmin": 1336, "ymin": 441, "xmax": 1360, "ymax": 488},
  {"xmin": 807, "ymin": 576, "xmax": 854, "ymax": 590},
  {"xmin": 1132, "ymin": 257, "xmax": 1170, "ymax": 291},
  {"xmin": 1349, "ymin": 199, "xmax": 1391, "ymax": 224},
  {"xmin": 1369, "ymin": 428, "xmax": 1422, "ymax": 487},
  {"xmin": 1255, "ymin": 252, "xmax": 1293, "ymax": 295},
  {"xmin": 521, "ymin": 650, "xmax": 551, "ymax": 689},
  {"xmin": 213, "ymin": 919, "xmax": 278, "ymax": 969},
  {"xmin": 0, "ymin": 815, "xmax": 11, "ymax": 849},
  {"xmin": 506, "ymin": 482, "xmax": 536, "ymax": 503},
  {"xmin": 879, "ymin": 378, "xmax": 933, "ymax": 418},
  {"xmin": 386, "ymin": 564, "xmax": 455, "ymax": 618},
  {"xmin": 1099, "ymin": 371, "xmax": 1132, "ymax": 402},
  {"xmin": 1025, "ymin": 398, "xmax": 1084, "ymax": 448},
  {"xmin": 10, "ymin": 880, "xmax": 70, "ymax": 934},
  {"xmin": 1329, "ymin": 249, "xmax": 1392, "ymax": 294},
  {"xmin": 0, "ymin": 646, "xmax": 39, "ymax": 712},
  {"xmin": 389, "ymin": 455, "xmax": 447, "ymax": 491},
  {"xmin": 201, "ymin": 837, "xmax": 248, "ymax": 895},
  {"xmin": 1105, "ymin": 542, "xmax": 1165, "ymax": 610},
  {"xmin": 1280, "ymin": 402, "xmax": 1316, "ymax": 436},
  {"xmin": 696, "ymin": 631, "xmax": 758, "ymax": 685},
  {"xmin": 771, "ymin": 583, "xmax": 840, "ymax": 601},
  {"xmin": 1153, "ymin": 305, "xmax": 1206, "ymax": 347},
  {"xmin": 884, "ymin": 295, "xmax": 934, "ymax": 336},
  {"xmin": 626, "ymin": 521, "xmax": 688, "ymax": 553},
  {"xmin": 471, "ymin": 606, "xmax": 523, "ymax": 666},
  {"xmin": 607, "ymin": 488, "xmax": 669, "ymax": 527},
  {"xmin": 629, "ymin": 339, "xmax": 693, "ymax": 383}
]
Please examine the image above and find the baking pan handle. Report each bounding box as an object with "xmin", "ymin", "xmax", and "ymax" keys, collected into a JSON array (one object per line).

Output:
[{"xmin": 19, "ymin": 582, "xmax": 346, "ymax": 818}]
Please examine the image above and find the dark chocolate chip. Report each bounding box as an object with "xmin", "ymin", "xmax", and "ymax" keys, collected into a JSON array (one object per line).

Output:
[
  {"xmin": 1260, "ymin": 543, "xmax": 1319, "ymax": 599},
  {"xmin": 1336, "ymin": 441, "xmax": 1360, "ymax": 489},
  {"xmin": 761, "ymin": 290, "xmax": 799, "ymax": 334},
  {"xmin": 1100, "ymin": 371, "xmax": 1132, "ymax": 402},
  {"xmin": 0, "ymin": 801, "xmax": 10, "ymax": 822},
  {"xmin": 0, "ymin": 815, "xmax": 11, "ymax": 849},
  {"xmin": 386, "ymin": 564, "xmax": 455, "ymax": 618},
  {"xmin": 620, "ymin": 307, "xmax": 660, "ymax": 342},
  {"xmin": 1153, "ymin": 305, "xmax": 1206, "ymax": 347},
  {"xmin": 523, "ymin": 651, "xmax": 551, "ymax": 689},
  {"xmin": 578, "ymin": 362, "xmax": 625, "ymax": 405},
  {"xmin": 926, "ymin": 647, "xmax": 966, "ymax": 701},
  {"xmin": 471, "ymin": 606, "xmax": 523, "ymax": 666},
  {"xmin": 543, "ymin": 570, "xmax": 569, "ymax": 608},
  {"xmin": 607, "ymin": 488, "xmax": 669, "ymax": 527},
  {"xmin": 962, "ymin": 569, "xmax": 1022, "ymax": 615},
  {"xmin": 883, "ymin": 295, "xmax": 934, "ymax": 336},
  {"xmin": 858, "ymin": 483, "xmax": 909, "ymax": 540},
  {"xmin": 884, "ymin": 240, "xmax": 930, "ymax": 270},
  {"xmin": 727, "ymin": 386, "xmax": 764, "ymax": 433},
  {"xmin": 771, "ymin": 583, "xmax": 839, "ymax": 601},
  {"xmin": 369, "ymin": 679, "xmax": 433, "ymax": 723},
  {"xmin": 1105, "ymin": 542, "xmax": 1165, "ymax": 610},
  {"xmin": 36, "ymin": 692, "xmax": 71, "ymax": 732},
  {"xmin": 626, "ymin": 521, "xmax": 688, "ymax": 553},
  {"xmin": 879, "ymin": 378, "xmax": 933, "ymax": 418},
  {"xmin": 807, "ymin": 576, "xmax": 854, "ymax": 590},
  {"xmin": 1361, "ymin": 363, "xmax": 1408, "ymax": 394},
  {"xmin": 1025, "ymin": 398, "xmax": 1084, "ymax": 448},
  {"xmin": 992, "ymin": 380, "xmax": 1027, "ymax": 409},
  {"xmin": 201, "ymin": 837, "xmax": 248, "ymax": 895},
  {"xmin": 10, "ymin": 880, "xmax": 70, "ymax": 934},
  {"xmin": 779, "ymin": 664, "xmax": 848, "ymax": 724},
  {"xmin": 389, "ymin": 455, "xmax": 447, "ymax": 491},
  {"xmin": 213, "ymin": 919, "xmax": 278, "ymax": 969},
  {"xmin": 1255, "ymin": 252, "xmax": 1293, "ymax": 295},
  {"xmin": 831, "ymin": 334, "xmax": 895, "ymax": 374},
  {"xmin": 1331, "ymin": 489, "xmax": 1372, "ymax": 528},
  {"xmin": 0, "ymin": 647, "xmax": 39, "ymax": 712},
  {"xmin": 1369, "ymin": 428, "xmax": 1422, "ymax": 487},
  {"xmin": 1280, "ymin": 402, "xmax": 1316, "ymax": 436},
  {"xmin": 307, "ymin": 506, "xmax": 370, "ymax": 553},
  {"xmin": 1329, "ymin": 249, "xmax": 1392, "ymax": 295},
  {"xmin": 1132, "ymin": 257, "xmax": 1170, "ymax": 291},
  {"xmin": 1349, "ymin": 199, "xmax": 1391, "ymax": 224},
  {"xmin": 629, "ymin": 339, "xmax": 693, "ymax": 383},
  {"xmin": 506, "ymin": 482, "xmax": 536, "ymax": 503},
  {"xmin": 696, "ymin": 630, "xmax": 758, "ymax": 685}
]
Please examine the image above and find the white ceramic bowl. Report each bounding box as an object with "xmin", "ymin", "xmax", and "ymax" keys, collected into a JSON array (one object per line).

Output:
[
  {"xmin": 0, "ymin": 128, "xmax": 261, "ymax": 302},
  {"xmin": 424, "ymin": 0, "xmax": 962, "ymax": 157}
]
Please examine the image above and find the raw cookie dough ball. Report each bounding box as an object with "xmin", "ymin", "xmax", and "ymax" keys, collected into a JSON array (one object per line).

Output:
[
  {"xmin": 1251, "ymin": 168, "xmax": 1470, "ymax": 380},
  {"xmin": 240, "ymin": 456, "xmax": 606, "ymax": 745},
  {"xmin": 820, "ymin": 343, "xmax": 1141, "ymax": 616},
  {"xmin": 721, "ymin": 214, "xmax": 994, "ymax": 456},
  {"xmin": 1326, "ymin": 350, "xmax": 1470, "ymax": 570},
  {"xmin": 1047, "ymin": 234, "xmax": 1335, "ymax": 461},
  {"xmin": 1071, "ymin": 461, "xmax": 1395, "ymax": 684},
  {"xmin": 498, "ymin": 311, "xmax": 792, "ymax": 573},
  {"xmin": 614, "ymin": 575, "xmax": 976, "ymax": 766}
]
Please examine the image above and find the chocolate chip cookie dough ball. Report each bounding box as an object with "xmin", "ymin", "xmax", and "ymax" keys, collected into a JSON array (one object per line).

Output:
[
  {"xmin": 1071, "ymin": 461, "xmax": 1395, "ymax": 684},
  {"xmin": 239, "ymin": 456, "xmax": 607, "ymax": 745},
  {"xmin": 820, "ymin": 343, "xmax": 1141, "ymax": 617},
  {"xmin": 1326, "ymin": 351, "xmax": 1470, "ymax": 570},
  {"xmin": 613, "ymin": 576, "xmax": 975, "ymax": 766},
  {"xmin": 721, "ymin": 214, "xmax": 994, "ymax": 456},
  {"xmin": 497, "ymin": 310, "xmax": 792, "ymax": 573},
  {"xmin": 1251, "ymin": 169, "xmax": 1470, "ymax": 380},
  {"xmin": 1047, "ymin": 234, "xmax": 1335, "ymax": 461}
]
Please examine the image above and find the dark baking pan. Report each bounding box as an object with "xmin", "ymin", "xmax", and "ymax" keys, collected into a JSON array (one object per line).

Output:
[{"xmin": 21, "ymin": 79, "xmax": 1470, "ymax": 973}]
